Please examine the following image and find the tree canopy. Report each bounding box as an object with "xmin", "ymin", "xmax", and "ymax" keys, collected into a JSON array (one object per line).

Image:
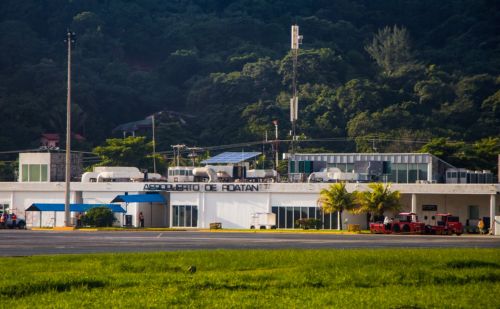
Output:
[
  {"xmin": 0, "ymin": 0, "xmax": 498, "ymax": 172},
  {"xmin": 355, "ymin": 183, "xmax": 402, "ymax": 222},
  {"xmin": 92, "ymin": 136, "xmax": 165, "ymax": 172},
  {"xmin": 318, "ymin": 182, "xmax": 357, "ymax": 230}
]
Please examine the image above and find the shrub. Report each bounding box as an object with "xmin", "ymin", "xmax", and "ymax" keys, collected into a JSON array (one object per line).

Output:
[
  {"xmin": 296, "ymin": 218, "xmax": 321, "ymax": 230},
  {"xmin": 82, "ymin": 207, "xmax": 116, "ymax": 227}
]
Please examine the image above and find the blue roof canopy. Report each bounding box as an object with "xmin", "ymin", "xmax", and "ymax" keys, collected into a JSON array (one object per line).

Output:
[
  {"xmin": 26, "ymin": 204, "xmax": 126, "ymax": 213},
  {"xmin": 201, "ymin": 152, "xmax": 261, "ymax": 164},
  {"xmin": 111, "ymin": 194, "xmax": 166, "ymax": 203}
]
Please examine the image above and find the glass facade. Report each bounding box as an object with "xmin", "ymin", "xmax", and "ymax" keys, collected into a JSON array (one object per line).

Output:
[
  {"xmin": 293, "ymin": 153, "xmax": 440, "ymax": 183},
  {"xmin": 327, "ymin": 163, "xmax": 354, "ymax": 172},
  {"xmin": 30, "ymin": 164, "xmax": 40, "ymax": 181},
  {"xmin": 331, "ymin": 161, "xmax": 432, "ymax": 183},
  {"xmin": 0, "ymin": 204, "xmax": 9, "ymax": 215},
  {"xmin": 172, "ymin": 205, "xmax": 198, "ymax": 227},
  {"xmin": 21, "ymin": 164, "xmax": 48, "ymax": 182},
  {"xmin": 271, "ymin": 206, "xmax": 338, "ymax": 229},
  {"xmin": 386, "ymin": 163, "xmax": 428, "ymax": 183},
  {"xmin": 22, "ymin": 165, "xmax": 28, "ymax": 182},
  {"xmin": 397, "ymin": 164, "xmax": 408, "ymax": 183}
]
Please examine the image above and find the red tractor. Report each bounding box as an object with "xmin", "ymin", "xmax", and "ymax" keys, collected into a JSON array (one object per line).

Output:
[
  {"xmin": 370, "ymin": 212, "xmax": 425, "ymax": 234},
  {"xmin": 425, "ymin": 213, "xmax": 463, "ymax": 235}
]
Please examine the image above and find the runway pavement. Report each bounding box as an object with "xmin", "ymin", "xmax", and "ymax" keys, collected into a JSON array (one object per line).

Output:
[{"xmin": 0, "ymin": 230, "xmax": 498, "ymax": 256}]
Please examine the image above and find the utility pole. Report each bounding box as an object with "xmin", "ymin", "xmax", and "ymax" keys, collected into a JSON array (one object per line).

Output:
[
  {"xmin": 152, "ymin": 114, "xmax": 156, "ymax": 174},
  {"xmin": 171, "ymin": 144, "xmax": 186, "ymax": 166},
  {"xmin": 273, "ymin": 120, "xmax": 279, "ymax": 169},
  {"xmin": 187, "ymin": 147, "xmax": 201, "ymax": 166},
  {"xmin": 290, "ymin": 25, "xmax": 302, "ymax": 154},
  {"xmin": 64, "ymin": 30, "xmax": 76, "ymax": 227},
  {"xmin": 151, "ymin": 111, "xmax": 163, "ymax": 174}
]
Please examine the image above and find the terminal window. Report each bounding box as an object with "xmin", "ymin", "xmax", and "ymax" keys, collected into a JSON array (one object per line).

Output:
[
  {"xmin": 0, "ymin": 204, "xmax": 9, "ymax": 215},
  {"xmin": 172, "ymin": 205, "xmax": 198, "ymax": 227},
  {"xmin": 271, "ymin": 206, "xmax": 339, "ymax": 229},
  {"xmin": 21, "ymin": 164, "xmax": 48, "ymax": 182}
]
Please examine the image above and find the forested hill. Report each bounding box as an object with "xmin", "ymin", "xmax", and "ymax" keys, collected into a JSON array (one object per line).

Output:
[{"xmin": 0, "ymin": 1, "xmax": 499, "ymax": 163}]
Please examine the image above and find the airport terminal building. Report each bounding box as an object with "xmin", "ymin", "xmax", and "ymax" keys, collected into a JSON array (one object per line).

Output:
[{"xmin": 0, "ymin": 152, "xmax": 498, "ymax": 234}]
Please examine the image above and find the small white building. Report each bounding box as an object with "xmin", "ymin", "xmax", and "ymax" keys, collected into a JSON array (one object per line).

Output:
[{"xmin": 18, "ymin": 152, "xmax": 82, "ymax": 182}]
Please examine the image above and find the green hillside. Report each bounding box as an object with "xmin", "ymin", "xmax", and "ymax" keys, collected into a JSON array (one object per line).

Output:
[{"xmin": 0, "ymin": 0, "xmax": 498, "ymax": 171}]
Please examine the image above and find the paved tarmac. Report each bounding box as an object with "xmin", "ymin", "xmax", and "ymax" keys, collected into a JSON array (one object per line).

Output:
[{"xmin": 0, "ymin": 230, "xmax": 498, "ymax": 256}]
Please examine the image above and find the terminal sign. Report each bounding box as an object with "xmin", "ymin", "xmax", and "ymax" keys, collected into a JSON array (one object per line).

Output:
[{"xmin": 143, "ymin": 183, "xmax": 260, "ymax": 192}]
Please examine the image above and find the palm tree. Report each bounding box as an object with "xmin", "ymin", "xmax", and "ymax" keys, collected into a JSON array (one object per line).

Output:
[
  {"xmin": 317, "ymin": 182, "xmax": 357, "ymax": 230},
  {"xmin": 355, "ymin": 183, "xmax": 401, "ymax": 222}
]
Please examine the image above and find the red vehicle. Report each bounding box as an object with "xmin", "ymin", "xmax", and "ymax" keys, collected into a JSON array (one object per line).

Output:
[
  {"xmin": 370, "ymin": 212, "xmax": 425, "ymax": 234},
  {"xmin": 425, "ymin": 213, "xmax": 463, "ymax": 235}
]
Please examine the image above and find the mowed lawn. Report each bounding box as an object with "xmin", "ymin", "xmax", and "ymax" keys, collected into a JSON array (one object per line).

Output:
[{"xmin": 0, "ymin": 249, "xmax": 499, "ymax": 308}]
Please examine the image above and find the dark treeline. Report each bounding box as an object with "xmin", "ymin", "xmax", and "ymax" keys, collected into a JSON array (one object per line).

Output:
[{"xmin": 0, "ymin": 0, "xmax": 499, "ymax": 171}]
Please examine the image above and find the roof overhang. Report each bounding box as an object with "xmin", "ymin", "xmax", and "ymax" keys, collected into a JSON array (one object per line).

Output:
[
  {"xmin": 111, "ymin": 194, "xmax": 166, "ymax": 203},
  {"xmin": 26, "ymin": 203, "xmax": 126, "ymax": 213}
]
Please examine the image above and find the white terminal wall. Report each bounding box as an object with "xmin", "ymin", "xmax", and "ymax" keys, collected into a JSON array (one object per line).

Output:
[
  {"xmin": 178, "ymin": 191, "xmax": 367, "ymax": 229},
  {"xmin": 0, "ymin": 182, "xmax": 498, "ymax": 230},
  {"xmin": 202, "ymin": 192, "xmax": 269, "ymax": 229}
]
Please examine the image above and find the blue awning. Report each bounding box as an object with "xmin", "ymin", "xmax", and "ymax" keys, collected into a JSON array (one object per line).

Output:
[
  {"xmin": 26, "ymin": 203, "xmax": 126, "ymax": 213},
  {"xmin": 111, "ymin": 194, "xmax": 166, "ymax": 203}
]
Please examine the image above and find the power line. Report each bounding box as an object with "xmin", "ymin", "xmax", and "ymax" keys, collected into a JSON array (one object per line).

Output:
[
  {"xmin": 0, "ymin": 149, "xmax": 95, "ymax": 155},
  {"xmin": 0, "ymin": 136, "xmax": 468, "ymax": 157},
  {"xmin": 156, "ymin": 136, "xmax": 434, "ymax": 155}
]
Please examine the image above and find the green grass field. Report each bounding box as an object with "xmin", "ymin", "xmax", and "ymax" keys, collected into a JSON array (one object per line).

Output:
[{"xmin": 1, "ymin": 249, "xmax": 499, "ymax": 308}]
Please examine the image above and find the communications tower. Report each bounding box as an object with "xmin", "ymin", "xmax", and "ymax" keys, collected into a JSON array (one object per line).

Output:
[{"xmin": 290, "ymin": 25, "xmax": 303, "ymax": 153}]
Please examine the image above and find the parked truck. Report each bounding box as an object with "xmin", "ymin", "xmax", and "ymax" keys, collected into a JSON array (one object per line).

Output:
[
  {"xmin": 370, "ymin": 212, "xmax": 425, "ymax": 234},
  {"xmin": 425, "ymin": 213, "xmax": 463, "ymax": 235}
]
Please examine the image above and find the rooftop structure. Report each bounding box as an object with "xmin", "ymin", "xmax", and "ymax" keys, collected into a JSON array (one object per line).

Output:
[
  {"xmin": 288, "ymin": 153, "xmax": 454, "ymax": 184},
  {"xmin": 201, "ymin": 152, "xmax": 261, "ymax": 164},
  {"xmin": 19, "ymin": 152, "xmax": 82, "ymax": 182}
]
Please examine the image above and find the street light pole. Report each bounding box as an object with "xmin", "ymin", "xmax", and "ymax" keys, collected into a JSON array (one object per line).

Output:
[
  {"xmin": 64, "ymin": 30, "xmax": 75, "ymax": 227},
  {"xmin": 152, "ymin": 114, "xmax": 156, "ymax": 174}
]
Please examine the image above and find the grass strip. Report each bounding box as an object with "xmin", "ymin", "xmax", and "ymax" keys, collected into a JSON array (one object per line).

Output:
[{"xmin": 0, "ymin": 248, "xmax": 498, "ymax": 308}]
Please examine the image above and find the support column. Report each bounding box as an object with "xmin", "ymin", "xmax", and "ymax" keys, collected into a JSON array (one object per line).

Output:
[
  {"xmin": 427, "ymin": 162, "xmax": 433, "ymax": 182},
  {"xmin": 411, "ymin": 193, "xmax": 417, "ymax": 214},
  {"xmin": 267, "ymin": 192, "xmax": 271, "ymax": 212},
  {"xmin": 164, "ymin": 203, "xmax": 167, "ymax": 227},
  {"xmin": 490, "ymin": 194, "xmax": 496, "ymax": 235},
  {"xmin": 201, "ymin": 191, "xmax": 205, "ymax": 228}
]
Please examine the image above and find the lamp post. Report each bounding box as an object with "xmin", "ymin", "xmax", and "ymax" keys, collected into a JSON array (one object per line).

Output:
[{"xmin": 64, "ymin": 30, "xmax": 76, "ymax": 227}]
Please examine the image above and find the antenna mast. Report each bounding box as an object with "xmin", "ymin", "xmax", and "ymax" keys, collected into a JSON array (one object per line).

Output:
[{"xmin": 290, "ymin": 25, "xmax": 302, "ymax": 153}]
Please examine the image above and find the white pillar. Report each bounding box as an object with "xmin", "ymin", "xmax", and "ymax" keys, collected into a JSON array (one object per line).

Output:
[
  {"xmin": 411, "ymin": 193, "xmax": 417, "ymax": 213},
  {"xmin": 427, "ymin": 162, "xmax": 433, "ymax": 182},
  {"xmin": 267, "ymin": 192, "xmax": 271, "ymax": 212},
  {"xmin": 9, "ymin": 192, "xmax": 14, "ymax": 214},
  {"xmin": 164, "ymin": 203, "xmax": 167, "ymax": 227},
  {"xmin": 201, "ymin": 191, "xmax": 206, "ymax": 228},
  {"xmin": 490, "ymin": 194, "xmax": 496, "ymax": 235}
]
